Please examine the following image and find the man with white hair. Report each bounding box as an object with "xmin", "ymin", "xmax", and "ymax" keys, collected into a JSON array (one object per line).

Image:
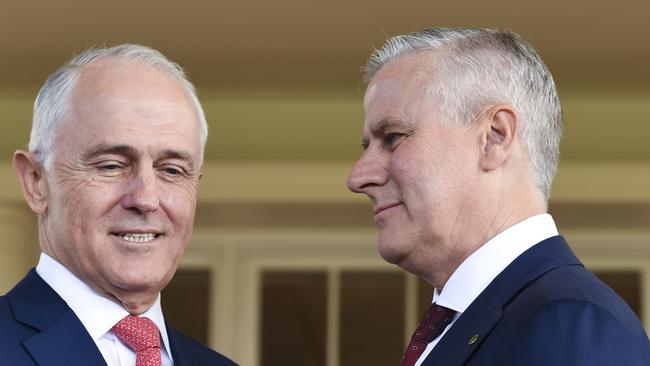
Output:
[
  {"xmin": 347, "ymin": 28, "xmax": 649, "ymax": 365},
  {"xmin": 1, "ymin": 44, "xmax": 236, "ymax": 365}
]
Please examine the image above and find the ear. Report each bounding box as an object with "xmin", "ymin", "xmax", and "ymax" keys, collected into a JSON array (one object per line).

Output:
[
  {"xmin": 479, "ymin": 105, "xmax": 518, "ymax": 171},
  {"xmin": 12, "ymin": 150, "xmax": 49, "ymax": 214}
]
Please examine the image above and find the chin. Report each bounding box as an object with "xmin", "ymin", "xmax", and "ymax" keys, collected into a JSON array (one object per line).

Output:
[
  {"xmin": 377, "ymin": 233, "xmax": 411, "ymax": 265},
  {"xmin": 111, "ymin": 268, "xmax": 168, "ymax": 292}
]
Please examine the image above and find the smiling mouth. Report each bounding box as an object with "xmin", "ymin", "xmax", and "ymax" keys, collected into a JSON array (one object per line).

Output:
[
  {"xmin": 374, "ymin": 203, "xmax": 402, "ymax": 215},
  {"xmin": 114, "ymin": 233, "xmax": 160, "ymax": 243}
]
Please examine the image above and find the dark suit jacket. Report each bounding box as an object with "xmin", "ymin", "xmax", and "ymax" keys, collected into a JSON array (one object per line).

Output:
[
  {"xmin": 0, "ymin": 269, "xmax": 237, "ymax": 366},
  {"xmin": 422, "ymin": 236, "xmax": 650, "ymax": 365}
]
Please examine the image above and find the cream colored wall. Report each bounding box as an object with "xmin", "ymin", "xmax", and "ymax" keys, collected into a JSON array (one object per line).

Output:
[
  {"xmin": 3, "ymin": 88, "xmax": 650, "ymax": 163},
  {"xmin": 1, "ymin": 160, "xmax": 649, "ymax": 294},
  {"xmin": 1, "ymin": 89, "xmax": 649, "ymax": 293},
  {"xmin": 1, "ymin": 90, "xmax": 649, "ymax": 364}
]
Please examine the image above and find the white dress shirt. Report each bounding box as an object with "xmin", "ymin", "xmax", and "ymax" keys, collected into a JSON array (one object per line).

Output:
[
  {"xmin": 36, "ymin": 252, "xmax": 174, "ymax": 366},
  {"xmin": 414, "ymin": 214, "xmax": 559, "ymax": 366}
]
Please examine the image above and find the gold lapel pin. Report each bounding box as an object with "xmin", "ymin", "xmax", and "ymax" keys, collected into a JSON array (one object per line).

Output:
[{"xmin": 468, "ymin": 334, "xmax": 479, "ymax": 345}]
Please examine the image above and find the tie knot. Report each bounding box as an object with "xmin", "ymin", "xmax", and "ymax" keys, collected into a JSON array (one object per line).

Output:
[
  {"xmin": 413, "ymin": 303, "xmax": 456, "ymax": 342},
  {"xmin": 112, "ymin": 315, "xmax": 161, "ymax": 352}
]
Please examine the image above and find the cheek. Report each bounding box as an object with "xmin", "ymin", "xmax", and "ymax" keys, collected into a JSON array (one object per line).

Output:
[
  {"xmin": 160, "ymin": 182, "xmax": 199, "ymax": 226},
  {"xmin": 49, "ymin": 180, "xmax": 94, "ymax": 226},
  {"xmin": 390, "ymin": 145, "xmax": 442, "ymax": 197},
  {"xmin": 390, "ymin": 146, "xmax": 467, "ymax": 215}
]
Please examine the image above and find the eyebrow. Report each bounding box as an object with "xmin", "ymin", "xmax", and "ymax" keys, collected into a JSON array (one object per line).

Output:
[
  {"xmin": 370, "ymin": 116, "xmax": 409, "ymax": 136},
  {"xmin": 82, "ymin": 144, "xmax": 197, "ymax": 169},
  {"xmin": 361, "ymin": 116, "xmax": 410, "ymax": 148},
  {"xmin": 82, "ymin": 144, "xmax": 138, "ymax": 161},
  {"xmin": 158, "ymin": 149, "xmax": 196, "ymax": 170}
]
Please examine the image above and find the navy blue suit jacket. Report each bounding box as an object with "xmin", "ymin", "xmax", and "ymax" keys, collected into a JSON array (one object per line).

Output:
[
  {"xmin": 0, "ymin": 269, "xmax": 237, "ymax": 366},
  {"xmin": 422, "ymin": 236, "xmax": 650, "ymax": 365}
]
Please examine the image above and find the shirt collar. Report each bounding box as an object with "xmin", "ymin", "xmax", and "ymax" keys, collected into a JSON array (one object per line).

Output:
[
  {"xmin": 433, "ymin": 214, "xmax": 558, "ymax": 313},
  {"xmin": 35, "ymin": 252, "xmax": 173, "ymax": 360}
]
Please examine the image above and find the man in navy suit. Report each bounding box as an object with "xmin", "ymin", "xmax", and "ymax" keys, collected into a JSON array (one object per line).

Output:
[
  {"xmin": 1, "ymin": 44, "xmax": 236, "ymax": 365},
  {"xmin": 347, "ymin": 28, "xmax": 650, "ymax": 365}
]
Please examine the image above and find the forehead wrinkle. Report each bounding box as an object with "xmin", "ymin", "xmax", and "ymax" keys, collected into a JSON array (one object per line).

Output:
[
  {"xmin": 72, "ymin": 96, "xmax": 192, "ymax": 128},
  {"xmin": 101, "ymin": 97, "xmax": 185, "ymax": 110}
]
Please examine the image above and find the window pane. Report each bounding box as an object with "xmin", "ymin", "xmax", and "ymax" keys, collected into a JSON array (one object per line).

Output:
[
  {"xmin": 261, "ymin": 271, "xmax": 327, "ymax": 366},
  {"xmin": 161, "ymin": 269, "xmax": 211, "ymax": 344},
  {"xmin": 340, "ymin": 272, "xmax": 405, "ymax": 366},
  {"xmin": 594, "ymin": 270, "xmax": 642, "ymax": 319}
]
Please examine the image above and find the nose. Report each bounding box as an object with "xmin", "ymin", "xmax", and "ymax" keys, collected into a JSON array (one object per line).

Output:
[
  {"xmin": 121, "ymin": 166, "xmax": 160, "ymax": 214},
  {"xmin": 346, "ymin": 150, "xmax": 388, "ymax": 194}
]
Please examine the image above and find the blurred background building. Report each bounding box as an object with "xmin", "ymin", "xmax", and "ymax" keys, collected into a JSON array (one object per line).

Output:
[{"xmin": 0, "ymin": 1, "xmax": 648, "ymax": 365}]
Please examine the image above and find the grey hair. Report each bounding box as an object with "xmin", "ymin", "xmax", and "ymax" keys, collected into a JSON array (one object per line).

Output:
[
  {"xmin": 364, "ymin": 28, "xmax": 562, "ymax": 200},
  {"xmin": 30, "ymin": 43, "xmax": 208, "ymax": 169}
]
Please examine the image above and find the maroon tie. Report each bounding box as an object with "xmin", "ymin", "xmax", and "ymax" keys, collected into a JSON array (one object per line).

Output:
[
  {"xmin": 401, "ymin": 303, "xmax": 456, "ymax": 366},
  {"xmin": 112, "ymin": 315, "xmax": 162, "ymax": 366}
]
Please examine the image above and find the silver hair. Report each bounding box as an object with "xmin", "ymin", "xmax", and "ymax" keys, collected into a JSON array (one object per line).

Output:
[
  {"xmin": 364, "ymin": 28, "xmax": 562, "ymax": 199},
  {"xmin": 30, "ymin": 43, "xmax": 208, "ymax": 169}
]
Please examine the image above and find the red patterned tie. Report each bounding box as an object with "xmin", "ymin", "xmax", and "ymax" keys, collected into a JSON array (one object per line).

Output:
[
  {"xmin": 112, "ymin": 315, "xmax": 162, "ymax": 366},
  {"xmin": 401, "ymin": 303, "xmax": 456, "ymax": 366}
]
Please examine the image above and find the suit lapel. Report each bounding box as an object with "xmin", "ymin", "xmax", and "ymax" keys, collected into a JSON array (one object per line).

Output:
[
  {"xmin": 422, "ymin": 236, "xmax": 582, "ymax": 366},
  {"xmin": 169, "ymin": 329, "xmax": 187, "ymax": 366},
  {"xmin": 423, "ymin": 292, "xmax": 503, "ymax": 366},
  {"xmin": 23, "ymin": 309, "xmax": 107, "ymax": 365},
  {"xmin": 168, "ymin": 327, "xmax": 193, "ymax": 366},
  {"xmin": 7, "ymin": 269, "xmax": 107, "ymax": 366}
]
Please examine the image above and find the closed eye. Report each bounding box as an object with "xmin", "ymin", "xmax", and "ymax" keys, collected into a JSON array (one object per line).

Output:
[
  {"xmin": 384, "ymin": 133, "xmax": 405, "ymax": 149},
  {"xmin": 97, "ymin": 161, "xmax": 126, "ymax": 174},
  {"xmin": 99, "ymin": 164, "xmax": 120, "ymax": 171}
]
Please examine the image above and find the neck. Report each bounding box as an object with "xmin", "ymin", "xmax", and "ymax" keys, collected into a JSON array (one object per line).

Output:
[{"xmin": 426, "ymin": 188, "xmax": 547, "ymax": 290}]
